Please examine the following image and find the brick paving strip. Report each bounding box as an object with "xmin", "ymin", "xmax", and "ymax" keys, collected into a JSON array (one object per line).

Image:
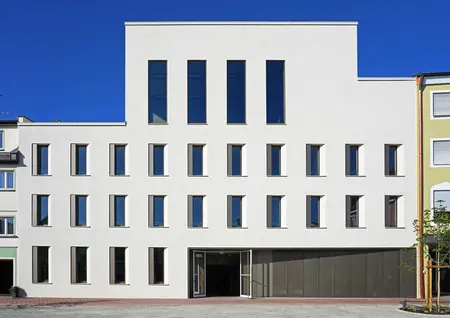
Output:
[{"xmin": 0, "ymin": 296, "xmax": 442, "ymax": 309}]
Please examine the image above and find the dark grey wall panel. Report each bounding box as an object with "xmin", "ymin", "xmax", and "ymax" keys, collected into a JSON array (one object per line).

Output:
[
  {"xmin": 272, "ymin": 251, "xmax": 288, "ymax": 297},
  {"xmin": 383, "ymin": 250, "xmax": 400, "ymax": 297},
  {"xmin": 319, "ymin": 251, "xmax": 335, "ymax": 297},
  {"xmin": 400, "ymin": 249, "xmax": 416, "ymax": 298},
  {"xmin": 334, "ymin": 251, "xmax": 351, "ymax": 297},
  {"xmin": 303, "ymin": 251, "xmax": 319, "ymax": 297},
  {"xmin": 252, "ymin": 250, "xmax": 272, "ymax": 297},
  {"xmin": 287, "ymin": 251, "xmax": 304, "ymax": 297},
  {"xmin": 367, "ymin": 251, "xmax": 383, "ymax": 297},
  {"xmin": 349, "ymin": 251, "xmax": 367, "ymax": 297}
]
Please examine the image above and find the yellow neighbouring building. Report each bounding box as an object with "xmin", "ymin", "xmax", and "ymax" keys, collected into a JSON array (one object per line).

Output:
[{"xmin": 416, "ymin": 72, "xmax": 450, "ymax": 299}]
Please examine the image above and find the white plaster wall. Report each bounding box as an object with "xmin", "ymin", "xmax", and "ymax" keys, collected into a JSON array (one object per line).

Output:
[
  {"xmin": 16, "ymin": 23, "xmax": 416, "ymax": 299},
  {"xmin": 0, "ymin": 125, "xmax": 18, "ymax": 212}
]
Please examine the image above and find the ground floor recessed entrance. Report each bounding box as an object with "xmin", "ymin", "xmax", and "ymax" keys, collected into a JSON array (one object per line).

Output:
[{"xmin": 0, "ymin": 259, "xmax": 14, "ymax": 295}]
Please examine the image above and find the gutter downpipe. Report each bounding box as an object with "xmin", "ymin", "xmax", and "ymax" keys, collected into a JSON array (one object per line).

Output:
[{"xmin": 417, "ymin": 75, "xmax": 425, "ymax": 299}]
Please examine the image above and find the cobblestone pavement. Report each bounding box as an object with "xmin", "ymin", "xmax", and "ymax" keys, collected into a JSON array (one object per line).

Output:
[{"xmin": 0, "ymin": 304, "xmax": 417, "ymax": 317}]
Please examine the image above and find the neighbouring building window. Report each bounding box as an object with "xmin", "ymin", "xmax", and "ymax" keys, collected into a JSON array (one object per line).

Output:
[
  {"xmin": 0, "ymin": 170, "xmax": 14, "ymax": 190},
  {"xmin": 0, "ymin": 130, "xmax": 3, "ymax": 150},
  {"xmin": 227, "ymin": 196, "xmax": 243, "ymax": 228},
  {"xmin": 433, "ymin": 92, "xmax": 450, "ymax": 118},
  {"xmin": 345, "ymin": 145, "xmax": 361, "ymax": 176},
  {"xmin": 266, "ymin": 60, "xmax": 285, "ymax": 124},
  {"xmin": 32, "ymin": 246, "xmax": 49, "ymax": 283},
  {"xmin": 71, "ymin": 247, "xmax": 88, "ymax": 284},
  {"xmin": 72, "ymin": 144, "xmax": 87, "ymax": 175},
  {"xmin": 346, "ymin": 195, "xmax": 360, "ymax": 228},
  {"xmin": 188, "ymin": 144, "xmax": 205, "ymax": 176},
  {"xmin": 267, "ymin": 195, "xmax": 282, "ymax": 228},
  {"xmin": 306, "ymin": 144, "xmax": 322, "ymax": 176},
  {"xmin": 188, "ymin": 195, "xmax": 204, "ymax": 227},
  {"xmin": 0, "ymin": 217, "xmax": 14, "ymax": 235},
  {"xmin": 149, "ymin": 247, "xmax": 166, "ymax": 284},
  {"xmin": 110, "ymin": 247, "xmax": 127, "ymax": 284},
  {"xmin": 149, "ymin": 144, "xmax": 166, "ymax": 176},
  {"xmin": 71, "ymin": 195, "xmax": 87, "ymax": 227},
  {"xmin": 227, "ymin": 145, "xmax": 243, "ymax": 176},
  {"xmin": 306, "ymin": 196, "xmax": 321, "ymax": 228},
  {"xmin": 188, "ymin": 60, "xmax": 207, "ymax": 124},
  {"xmin": 227, "ymin": 60, "xmax": 246, "ymax": 124},
  {"xmin": 110, "ymin": 195, "xmax": 126, "ymax": 227},
  {"xmin": 267, "ymin": 145, "xmax": 283, "ymax": 176},
  {"xmin": 148, "ymin": 60, "xmax": 167, "ymax": 124},
  {"xmin": 110, "ymin": 144, "xmax": 127, "ymax": 176},
  {"xmin": 385, "ymin": 195, "xmax": 399, "ymax": 228},
  {"xmin": 34, "ymin": 144, "xmax": 49, "ymax": 175},
  {"xmin": 149, "ymin": 195, "xmax": 165, "ymax": 227},
  {"xmin": 385, "ymin": 145, "xmax": 398, "ymax": 175},
  {"xmin": 33, "ymin": 195, "xmax": 49, "ymax": 226},
  {"xmin": 433, "ymin": 140, "xmax": 450, "ymax": 166},
  {"xmin": 434, "ymin": 190, "xmax": 450, "ymax": 213}
]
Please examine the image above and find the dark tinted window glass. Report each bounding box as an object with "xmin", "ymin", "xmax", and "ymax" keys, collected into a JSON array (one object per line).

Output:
[
  {"xmin": 266, "ymin": 61, "xmax": 285, "ymax": 124},
  {"xmin": 188, "ymin": 61, "xmax": 207, "ymax": 124},
  {"xmin": 227, "ymin": 61, "xmax": 246, "ymax": 124},
  {"xmin": 148, "ymin": 61, "xmax": 167, "ymax": 123}
]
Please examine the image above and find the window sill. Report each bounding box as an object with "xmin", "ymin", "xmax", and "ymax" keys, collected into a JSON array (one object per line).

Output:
[
  {"xmin": 33, "ymin": 282, "xmax": 52, "ymax": 285},
  {"xmin": 188, "ymin": 175, "xmax": 209, "ymax": 178},
  {"xmin": 306, "ymin": 175, "xmax": 327, "ymax": 177},
  {"xmin": 149, "ymin": 175, "xmax": 169, "ymax": 177},
  {"xmin": 227, "ymin": 123, "xmax": 247, "ymax": 125},
  {"xmin": 384, "ymin": 175, "xmax": 405, "ymax": 177},
  {"xmin": 227, "ymin": 175, "xmax": 248, "ymax": 178},
  {"xmin": 227, "ymin": 227, "xmax": 248, "ymax": 229},
  {"xmin": 188, "ymin": 227, "xmax": 208, "ymax": 229},
  {"xmin": 110, "ymin": 226, "xmax": 130, "ymax": 228},
  {"xmin": 71, "ymin": 174, "xmax": 91, "ymax": 177},
  {"xmin": 149, "ymin": 283, "xmax": 169, "ymax": 286},
  {"xmin": 267, "ymin": 227, "xmax": 288, "ymax": 229},
  {"xmin": 148, "ymin": 123, "xmax": 168, "ymax": 125},
  {"xmin": 71, "ymin": 282, "xmax": 91, "ymax": 285},
  {"xmin": 71, "ymin": 226, "xmax": 91, "ymax": 228},
  {"xmin": 0, "ymin": 189, "xmax": 15, "ymax": 192},
  {"xmin": 32, "ymin": 225, "xmax": 52, "ymax": 228},
  {"xmin": 385, "ymin": 226, "xmax": 406, "ymax": 229},
  {"xmin": 0, "ymin": 235, "xmax": 17, "ymax": 238},
  {"xmin": 110, "ymin": 283, "xmax": 130, "ymax": 286},
  {"xmin": 267, "ymin": 175, "xmax": 287, "ymax": 178},
  {"xmin": 266, "ymin": 123, "xmax": 287, "ymax": 126},
  {"xmin": 109, "ymin": 174, "xmax": 130, "ymax": 177},
  {"xmin": 345, "ymin": 227, "xmax": 367, "ymax": 229},
  {"xmin": 345, "ymin": 175, "xmax": 366, "ymax": 177},
  {"xmin": 149, "ymin": 226, "xmax": 169, "ymax": 229},
  {"xmin": 188, "ymin": 123, "xmax": 208, "ymax": 125},
  {"xmin": 33, "ymin": 174, "xmax": 52, "ymax": 177},
  {"xmin": 306, "ymin": 227, "xmax": 327, "ymax": 229}
]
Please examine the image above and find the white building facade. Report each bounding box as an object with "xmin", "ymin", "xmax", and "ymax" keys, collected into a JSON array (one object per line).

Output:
[{"xmin": 11, "ymin": 22, "xmax": 418, "ymax": 299}]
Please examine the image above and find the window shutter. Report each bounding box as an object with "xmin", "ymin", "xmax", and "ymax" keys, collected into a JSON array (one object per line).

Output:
[
  {"xmin": 227, "ymin": 145, "xmax": 232, "ymax": 176},
  {"xmin": 306, "ymin": 196, "xmax": 311, "ymax": 227},
  {"xmin": 70, "ymin": 247, "xmax": 76, "ymax": 284},
  {"xmin": 384, "ymin": 196, "xmax": 390, "ymax": 227},
  {"xmin": 70, "ymin": 195, "xmax": 76, "ymax": 227},
  {"xmin": 32, "ymin": 144, "xmax": 38, "ymax": 175},
  {"xmin": 187, "ymin": 196, "xmax": 193, "ymax": 227},
  {"xmin": 109, "ymin": 195, "xmax": 115, "ymax": 227},
  {"xmin": 32, "ymin": 246, "xmax": 38, "ymax": 283},
  {"xmin": 148, "ymin": 195, "xmax": 154, "ymax": 227},
  {"xmin": 187, "ymin": 145, "xmax": 193, "ymax": 176},
  {"xmin": 227, "ymin": 195, "xmax": 232, "ymax": 227},
  {"xmin": 306, "ymin": 145, "xmax": 311, "ymax": 176},
  {"xmin": 384, "ymin": 145, "xmax": 390, "ymax": 175},
  {"xmin": 32, "ymin": 194, "xmax": 37, "ymax": 226},
  {"xmin": 148, "ymin": 144, "xmax": 154, "ymax": 176},
  {"xmin": 149, "ymin": 247, "xmax": 155, "ymax": 284},
  {"xmin": 345, "ymin": 196, "xmax": 351, "ymax": 227},
  {"xmin": 345, "ymin": 145, "xmax": 350, "ymax": 176},
  {"xmin": 434, "ymin": 93, "xmax": 450, "ymax": 117},
  {"xmin": 266, "ymin": 196, "xmax": 272, "ymax": 227},
  {"xmin": 109, "ymin": 247, "xmax": 115, "ymax": 284},
  {"xmin": 434, "ymin": 141, "xmax": 450, "ymax": 165},
  {"xmin": 266, "ymin": 145, "xmax": 272, "ymax": 176},
  {"xmin": 70, "ymin": 144, "xmax": 76, "ymax": 175},
  {"xmin": 109, "ymin": 144, "xmax": 115, "ymax": 175}
]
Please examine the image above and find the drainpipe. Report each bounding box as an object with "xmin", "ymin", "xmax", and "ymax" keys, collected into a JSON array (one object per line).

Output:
[{"xmin": 417, "ymin": 75, "xmax": 424, "ymax": 299}]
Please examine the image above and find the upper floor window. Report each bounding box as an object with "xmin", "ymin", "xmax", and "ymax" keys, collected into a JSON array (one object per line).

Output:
[
  {"xmin": 385, "ymin": 195, "xmax": 400, "ymax": 228},
  {"xmin": 306, "ymin": 195, "xmax": 322, "ymax": 228},
  {"xmin": 33, "ymin": 144, "xmax": 49, "ymax": 175},
  {"xmin": 149, "ymin": 247, "xmax": 166, "ymax": 285},
  {"xmin": 432, "ymin": 92, "xmax": 450, "ymax": 118},
  {"xmin": 32, "ymin": 194, "xmax": 50, "ymax": 226},
  {"xmin": 188, "ymin": 60, "xmax": 207, "ymax": 124},
  {"xmin": 0, "ymin": 217, "xmax": 14, "ymax": 235},
  {"xmin": 266, "ymin": 60, "xmax": 285, "ymax": 124},
  {"xmin": 32, "ymin": 246, "xmax": 50, "ymax": 283},
  {"xmin": 70, "ymin": 246, "xmax": 88, "ymax": 284},
  {"xmin": 227, "ymin": 60, "xmax": 246, "ymax": 124},
  {"xmin": 434, "ymin": 189, "xmax": 450, "ymax": 212},
  {"xmin": 188, "ymin": 144, "xmax": 206, "ymax": 176},
  {"xmin": 0, "ymin": 130, "xmax": 4, "ymax": 150},
  {"xmin": 110, "ymin": 247, "xmax": 127, "ymax": 284},
  {"xmin": 227, "ymin": 144, "xmax": 246, "ymax": 176},
  {"xmin": 148, "ymin": 60, "xmax": 167, "ymax": 124},
  {"xmin": 267, "ymin": 144, "xmax": 286, "ymax": 176},
  {"xmin": 149, "ymin": 195, "xmax": 166, "ymax": 227},
  {"xmin": 345, "ymin": 144, "xmax": 364, "ymax": 176},
  {"xmin": 227, "ymin": 195, "xmax": 246, "ymax": 228},
  {"xmin": 71, "ymin": 144, "xmax": 88, "ymax": 176},
  {"xmin": 110, "ymin": 195, "xmax": 127, "ymax": 227},
  {"xmin": 149, "ymin": 144, "xmax": 167, "ymax": 176},
  {"xmin": 306, "ymin": 144, "xmax": 325, "ymax": 176},
  {"xmin": 384, "ymin": 144, "xmax": 404, "ymax": 175},
  {"xmin": 71, "ymin": 195, "xmax": 88, "ymax": 227},
  {"xmin": 266, "ymin": 195, "xmax": 285, "ymax": 228},
  {"xmin": 188, "ymin": 195, "xmax": 205, "ymax": 228},
  {"xmin": 110, "ymin": 144, "xmax": 127, "ymax": 176},
  {"xmin": 345, "ymin": 195, "xmax": 364, "ymax": 228},
  {"xmin": 432, "ymin": 140, "xmax": 450, "ymax": 167},
  {"xmin": 0, "ymin": 170, "xmax": 14, "ymax": 190}
]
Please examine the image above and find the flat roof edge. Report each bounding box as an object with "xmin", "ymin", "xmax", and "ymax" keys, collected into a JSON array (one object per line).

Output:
[
  {"xmin": 125, "ymin": 21, "xmax": 358, "ymax": 26},
  {"xmin": 358, "ymin": 77, "xmax": 415, "ymax": 82},
  {"xmin": 18, "ymin": 122, "xmax": 127, "ymax": 127}
]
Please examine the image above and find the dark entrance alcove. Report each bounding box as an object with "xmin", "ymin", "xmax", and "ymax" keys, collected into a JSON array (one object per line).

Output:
[
  {"xmin": 206, "ymin": 252, "xmax": 240, "ymax": 296},
  {"xmin": 0, "ymin": 260, "xmax": 13, "ymax": 295}
]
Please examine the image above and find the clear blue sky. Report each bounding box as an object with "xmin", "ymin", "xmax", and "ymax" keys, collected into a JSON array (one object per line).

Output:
[{"xmin": 1, "ymin": 0, "xmax": 449, "ymax": 122}]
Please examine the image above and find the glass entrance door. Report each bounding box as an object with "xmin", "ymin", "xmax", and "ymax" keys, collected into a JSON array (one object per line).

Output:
[
  {"xmin": 192, "ymin": 251, "xmax": 206, "ymax": 297},
  {"xmin": 240, "ymin": 250, "xmax": 252, "ymax": 298}
]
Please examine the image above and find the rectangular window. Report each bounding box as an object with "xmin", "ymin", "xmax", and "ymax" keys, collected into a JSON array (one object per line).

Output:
[
  {"xmin": 110, "ymin": 195, "xmax": 126, "ymax": 227},
  {"xmin": 385, "ymin": 196, "xmax": 399, "ymax": 227},
  {"xmin": 0, "ymin": 130, "xmax": 3, "ymax": 150},
  {"xmin": 346, "ymin": 195, "xmax": 360, "ymax": 228},
  {"xmin": 110, "ymin": 247, "xmax": 127, "ymax": 284},
  {"xmin": 227, "ymin": 196, "xmax": 243, "ymax": 228},
  {"xmin": 188, "ymin": 60, "xmax": 207, "ymax": 124},
  {"xmin": 149, "ymin": 195, "xmax": 165, "ymax": 227},
  {"xmin": 433, "ymin": 140, "xmax": 450, "ymax": 166},
  {"xmin": 32, "ymin": 246, "xmax": 49, "ymax": 283},
  {"xmin": 71, "ymin": 195, "xmax": 87, "ymax": 227},
  {"xmin": 227, "ymin": 145, "xmax": 243, "ymax": 176},
  {"xmin": 0, "ymin": 217, "xmax": 14, "ymax": 235},
  {"xmin": 33, "ymin": 195, "xmax": 49, "ymax": 226},
  {"xmin": 74, "ymin": 145, "xmax": 87, "ymax": 175},
  {"xmin": 0, "ymin": 170, "xmax": 14, "ymax": 190},
  {"xmin": 266, "ymin": 60, "xmax": 285, "ymax": 124},
  {"xmin": 110, "ymin": 144, "xmax": 127, "ymax": 176},
  {"xmin": 71, "ymin": 247, "xmax": 88, "ymax": 284},
  {"xmin": 345, "ymin": 145, "xmax": 360, "ymax": 176},
  {"xmin": 306, "ymin": 144, "xmax": 322, "ymax": 176},
  {"xmin": 385, "ymin": 145, "xmax": 398, "ymax": 175},
  {"xmin": 188, "ymin": 195, "xmax": 204, "ymax": 227},
  {"xmin": 227, "ymin": 60, "xmax": 246, "ymax": 124},
  {"xmin": 306, "ymin": 196, "xmax": 321, "ymax": 228},
  {"xmin": 149, "ymin": 247, "xmax": 165, "ymax": 284},
  {"xmin": 433, "ymin": 92, "xmax": 450, "ymax": 118},
  {"xmin": 36, "ymin": 145, "xmax": 49, "ymax": 175},
  {"xmin": 148, "ymin": 60, "xmax": 167, "ymax": 124},
  {"xmin": 267, "ymin": 145, "xmax": 282, "ymax": 176},
  {"xmin": 434, "ymin": 190, "xmax": 450, "ymax": 212},
  {"xmin": 267, "ymin": 195, "xmax": 282, "ymax": 228},
  {"xmin": 150, "ymin": 145, "xmax": 165, "ymax": 176},
  {"xmin": 188, "ymin": 144, "xmax": 205, "ymax": 176}
]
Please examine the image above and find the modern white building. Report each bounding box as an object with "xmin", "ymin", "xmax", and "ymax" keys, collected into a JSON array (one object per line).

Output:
[{"xmin": 4, "ymin": 22, "xmax": 419, "ymax": 299}]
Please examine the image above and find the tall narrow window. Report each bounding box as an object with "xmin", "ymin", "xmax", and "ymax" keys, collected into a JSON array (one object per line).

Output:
[
  {"xmin": 36, "ymin": 145, "xmax": 49, "ymax": 175},
  {"xmin": 74, "ymin": 145, "xmax": 87, "ymax": 175},
  {"xmin": 0, "ymin": 217, "xmax": 14, "ymax": 235},
  {"xmin": 188, "ymin": 195, "xmax": 204, "ymax": 227},
  {"xmin": 346, "ymin": 195, "xmax": 360, "ymax": 228},
  {"xmin": 148, "ymin": 60, "xmax": 167, "ymax": 124},
  {"xmin": 71, "ymin": 247, "xmax": 88, "ymax": 284},
  {"xmin": 149, "ymin": 195, "xmax": 165, "ymax": 227},
  {"xmin": 267, "ymin": 195, "xmax": 282, "ymax": 228},
  {"xmin": 149, "ymin": 247, "xmax": 165, "ymax": 284},
  {"xmin": 71, "ymin": 195, "xmax": 87, "ymax": 227},
  {"xmin": 110, "ymin": 144, "xmax": 126, "ymax": 176},
  {"xmin": 266, "ymin": 60, "xmax": 285, "ymax": 124},
  {"xmin": 385, "ymin": 145, "xmax": 398, "ymax": 175},
  {"xmin": 188, "ymin": 60, "xmax": 207, "ymax": 124},
  {"xmin": 110, "ymin": 195, "xmax": 126, "ymax": 227},
  {"xmin": 32, "ymin": 246, "xmax": 49, "ymax": 283},
  {"xmin": 33, "ymin": 195, "xmax": 49, "ymax": 226},
  {"xmin": 0, "ymin": 170, "xmax": 15, "ymax": 190},
  {"xmin": 188, "ymin": 144, "xmax": 205, "ymax": 176},
  {"xmin": 433, "ymin": 92, "xmax": 450, "ymax": 118},
  {"xmin": 267, "ymin": 145, "xmax": 282, "ymax": 176},
  {"xmin": 307, "ymin": 196, "xmax": 321, "ymax": 228},
  {"xmin": 110, "ymin": 247, "xmax": 127, "ymax": 284},
  {"xmin": 0, "ymin": 131, "xmax": 4, "ymax": 150},
  {"xmin": 346, "ymin": 145, "xmax": 360, "ymax": 176},
  {"xmin": 227, "ymin": 196, "xmax": 243, "ymax": 228},
  {"xmin": 227, "ymin": 60, "xmax": 246, "ymax": 124},
  {"xmin": 227, "ymin": 145, "xmax": 243, "ymax": 176},
  {"xmin": 306, "ymin": 144, "xmax": 322, "ymax": 176},
  {"xmin": 385, "ymin": 196, "xmax": 399, "ymax": 228}
]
